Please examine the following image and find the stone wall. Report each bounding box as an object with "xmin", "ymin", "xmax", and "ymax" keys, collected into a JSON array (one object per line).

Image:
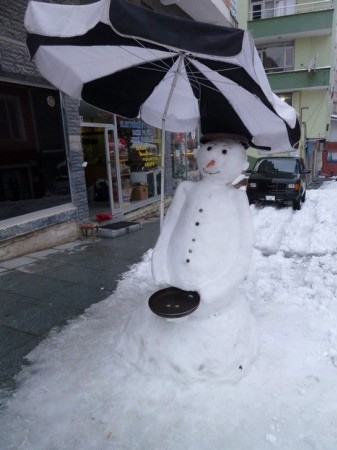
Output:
[
  {"xmin": 61, "ymin": 95, "xmax": 89, "ymax": 222},
  {"xmin": 0, "ymin": 0, "xmax": 89, "ymax": 259}
]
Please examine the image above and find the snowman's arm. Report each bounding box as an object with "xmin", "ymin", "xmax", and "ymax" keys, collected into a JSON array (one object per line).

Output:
[
  {"xmin": 154, "ymin": 181, "xmax": 193, "ymax": 248},
  {"xmin": 160, "ymin": 181, "xmax": 193, "ymax": 232},
  {"xmin": 151, "ymin": 181, "xmax": 193, "ymax": 284}
]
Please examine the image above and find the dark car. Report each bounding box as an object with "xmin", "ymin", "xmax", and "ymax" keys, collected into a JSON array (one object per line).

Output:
[{"xmin": 246, "ymin": 156, "xmax": 310, "ymax": 210}]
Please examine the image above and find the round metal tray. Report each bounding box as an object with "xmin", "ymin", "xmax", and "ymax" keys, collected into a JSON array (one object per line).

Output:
[{"xmin": 148, "ymin": 287, "xmax": 200, "ymax": 318}]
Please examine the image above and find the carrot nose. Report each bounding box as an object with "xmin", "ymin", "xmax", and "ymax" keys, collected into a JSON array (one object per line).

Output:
[{"xmin": 206, "ymin": 160, "xmax": 216, "ymax": 168}]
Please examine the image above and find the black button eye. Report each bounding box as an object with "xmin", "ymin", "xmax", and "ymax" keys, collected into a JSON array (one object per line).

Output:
[
  {"xmin": 207, "ymin": 146, "xmax": 212, "ymax": 151},
  {"xmin": 222, "ymin": 149, "xmax": 227, "ymax": 155}
]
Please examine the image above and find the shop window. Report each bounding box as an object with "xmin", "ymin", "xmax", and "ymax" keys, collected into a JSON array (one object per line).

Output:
[
  {"xmin": 0, "ymin": 95, "xmax": 25, "ymax": 141},
  {"xmin": 0, "ymin": 82, "xmax": 70, "ymax": 221},
  {"xmin": 171, "ymin": 131, "xmax": 199, "ymax": 188},
  {"xmin": 118, "ymin": 118, "xmax": 162, "ymax": 199}
]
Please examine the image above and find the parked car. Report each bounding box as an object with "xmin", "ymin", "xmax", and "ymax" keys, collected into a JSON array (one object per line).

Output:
[{"xmin": 246, "ymin": 156, "xmax": 310, "ymax": 210}]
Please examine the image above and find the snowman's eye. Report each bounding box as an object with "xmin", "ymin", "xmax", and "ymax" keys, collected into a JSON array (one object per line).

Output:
[
  {"xmin": 222, "ymin": 149, "xmax": 227, "ymax": 155},
  {"xmin": 207, "ymin": 146, "xmax": 212, "ymax": 151}
]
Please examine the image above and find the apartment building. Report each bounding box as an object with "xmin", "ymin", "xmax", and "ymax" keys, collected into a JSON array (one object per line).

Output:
[{"xmin": 237, "ymin": 0, "xmax": 337, "ymax": 176}]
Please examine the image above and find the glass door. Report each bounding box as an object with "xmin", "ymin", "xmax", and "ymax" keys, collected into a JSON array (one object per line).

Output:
[
  {"xmin": 105, "ymin": 127, "xmax": 132, "ymax": 213},
  {"xmin": 81, "ymin": 123, "xmax": 123, "ymax": 219}
]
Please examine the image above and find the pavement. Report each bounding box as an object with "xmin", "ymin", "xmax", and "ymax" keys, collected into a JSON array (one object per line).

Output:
[{"xmin": 0, "ymin": 218, "xmax": 160, "ymax": 395}]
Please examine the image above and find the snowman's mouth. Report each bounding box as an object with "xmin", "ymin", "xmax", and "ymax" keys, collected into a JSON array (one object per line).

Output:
[{"xmin": 203, "ymin": 167, "xmax": 220, "ymax": 175}]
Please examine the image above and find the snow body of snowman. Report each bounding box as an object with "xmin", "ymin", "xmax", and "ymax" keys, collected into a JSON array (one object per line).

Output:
[
  {"xmin": 117, "ymin": 136, "xmax": 259, "ymax": 384},
  {"xmin": 152, "ymin": 135, "xmax": 254, "ymax": 316}
]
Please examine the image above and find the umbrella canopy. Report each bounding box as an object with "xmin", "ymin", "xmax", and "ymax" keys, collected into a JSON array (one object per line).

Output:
[{"xmin": 24, "ymin": 0, "xmax": 300, "ymax": 153}]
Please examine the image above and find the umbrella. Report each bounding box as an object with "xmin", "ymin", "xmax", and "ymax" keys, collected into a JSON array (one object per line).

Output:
[{"xmin": 24, "ymin": 0, "xmax": 301, "ymax": 223}]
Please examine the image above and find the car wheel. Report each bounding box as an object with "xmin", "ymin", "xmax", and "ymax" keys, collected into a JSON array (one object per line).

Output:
[
  {"xmin": 293, "ymin": 197, "xmax": 301, "ymax": 211},
  {"xmin": 248, "ymin": 197, "xmax": 255, "ymax": 205},
  {"xmin": 301, "ymin": 191, "xmax": 306, "ymax": 203}
]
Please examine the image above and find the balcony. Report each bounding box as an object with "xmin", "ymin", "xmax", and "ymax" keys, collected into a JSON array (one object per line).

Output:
[
  {"xmin": 267, "ymin": 67, "xmax": 330, "ymax": 92},
  {"xmin": 248, "ymin": 6, "xmax": 333, "ymax": 43},
  {"xmin": 160, "ymin": 0, "xmax": 236, "ymax": 26},
  {"xmin": 248, "ymin": 0, "xmax": 333, "ymax": 21}
]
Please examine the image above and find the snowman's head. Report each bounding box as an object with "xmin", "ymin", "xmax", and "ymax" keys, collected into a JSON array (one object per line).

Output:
[{"xmin": 196, "ymin": 137, "xmax": 249, "ymax": 184}]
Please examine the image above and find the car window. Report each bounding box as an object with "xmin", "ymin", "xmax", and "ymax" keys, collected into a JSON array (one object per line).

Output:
[{"xmin": 254, "ymin": 158, "xmax": 297, "ymax": 174}]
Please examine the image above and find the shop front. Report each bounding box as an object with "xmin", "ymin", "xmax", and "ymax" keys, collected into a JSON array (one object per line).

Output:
[{"xmin": 80, "ymin": 103, "xmax": 163, "ymax": 220}]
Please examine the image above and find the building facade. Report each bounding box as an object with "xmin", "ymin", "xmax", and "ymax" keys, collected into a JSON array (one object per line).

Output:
[
  {"xmin": 237, "ymin": 0, "xmax": 337, "ymax": 177},
  {"xmin": 0, "ymin": 0, "xmax": 234, "ymax": 261}
]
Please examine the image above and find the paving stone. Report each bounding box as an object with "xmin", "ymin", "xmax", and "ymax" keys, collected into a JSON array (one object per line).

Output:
[{"xmin": 0, "ymin": 220, "xmax": 160, "ymax": 392}]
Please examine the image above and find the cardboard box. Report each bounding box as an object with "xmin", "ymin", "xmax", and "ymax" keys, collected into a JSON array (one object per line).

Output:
[{"xmin": 132, "ymin": 184, "xmax": 148, "ymax": 200}]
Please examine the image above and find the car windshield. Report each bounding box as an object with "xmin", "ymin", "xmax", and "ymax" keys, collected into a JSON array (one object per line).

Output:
[{"xmin": 254, "ymin": 158, "xmax": 298, "ymax": 174}]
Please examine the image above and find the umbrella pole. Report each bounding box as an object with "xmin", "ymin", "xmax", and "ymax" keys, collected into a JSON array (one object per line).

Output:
[
  {"xmin": 160, "ymin": 53, "xmax": 184, "ymax": 229},
  {"xmin": 160, "ymin": 120, "xmax": 166, "ymax": 228}
]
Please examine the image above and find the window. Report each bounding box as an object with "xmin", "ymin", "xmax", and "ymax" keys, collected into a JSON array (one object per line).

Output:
[
  {"xmin": 230, "ymin": 0, "xmax": 237, "ymax": 18},
  {"xmin": 251, "ymin": 0, "xmax": 275, "ymax": 19},
  {"xmin": 327, "ymin": 152, "xmax": 337, "ymax": 163},
  {"xmin": 255, "ymin": 157, "xmax": 297, "ymax": 173},
  {"xmin": 252, "ymin": 2, "xmax": 262, "ymax": 19},
  {"xmin": 278, "ymin": 93, "xmax": 293, "ymax": 107},
  {"xmin": 0, "ymin": 82, "xmax": 70, "ymax": 221},
  {"xmin": 0, "ymin": 95, "xmax": 25, "ymax": 141},
  {"xmin": 250, "ymin": 0, "xmax": 296, "ymax": 20},
  {"xmin": 257, "ymin": 42, "xmax": 294, "ymax": 73}
]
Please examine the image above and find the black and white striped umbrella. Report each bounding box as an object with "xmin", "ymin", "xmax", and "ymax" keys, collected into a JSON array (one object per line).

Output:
[
  {"xmin": 25, "ymin": 0, "xmax": 300, "ymax": 153},
  {"xmin": 25, "ymin": 0, "xmax": 301, "ymax": 224}
]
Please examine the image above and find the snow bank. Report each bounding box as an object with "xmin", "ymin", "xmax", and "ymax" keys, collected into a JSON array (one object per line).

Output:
[{"xmin": 1, "ymin": 183, "xmax": 337, "ymax": 449}]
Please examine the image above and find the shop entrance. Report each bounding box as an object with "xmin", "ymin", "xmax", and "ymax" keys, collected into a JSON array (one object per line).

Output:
[{"xmin": 81, "ymin": 123, "xmax": 125, "ymax": 220}]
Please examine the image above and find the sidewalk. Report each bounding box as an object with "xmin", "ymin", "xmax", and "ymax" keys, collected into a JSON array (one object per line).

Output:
[{"xmin": 0, "ymin": 219, "xmax": 160, "ymax": 394}]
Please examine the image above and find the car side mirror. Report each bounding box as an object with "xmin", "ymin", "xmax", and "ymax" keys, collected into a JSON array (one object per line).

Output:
[
  {"xmin": 302, "ymin": 169, "xmax": 311, "ymax": 174},
  {"xmin": 245, "ymin": 169, "xmax": 252, "ymax": 174}
]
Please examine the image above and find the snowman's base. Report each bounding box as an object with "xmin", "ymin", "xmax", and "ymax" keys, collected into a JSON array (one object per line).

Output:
[
  {"xmin": 148, "ymin": 287, "xmax": 200, "ymax": 318},
  {"xmin": 115, "ymin": 291, "xmax": 259, "ymax": 384}
]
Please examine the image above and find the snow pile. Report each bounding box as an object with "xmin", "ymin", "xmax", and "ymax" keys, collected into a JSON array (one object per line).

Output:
[
  {"xmin": 1, "ymin": 183, "xmax": 337, "ymax": 449},
  {"xmin": 114, "ymin": 291, "xmax": 259, "ymax": 383}
]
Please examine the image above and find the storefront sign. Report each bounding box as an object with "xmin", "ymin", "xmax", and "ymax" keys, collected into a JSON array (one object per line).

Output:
[
  {"xmin": 137, "ymin": 147, "xmax": 158, "ymax": 168},
  {"xmin": 119, "ymin": 120, "xmax": 154, "ymax": 143}
]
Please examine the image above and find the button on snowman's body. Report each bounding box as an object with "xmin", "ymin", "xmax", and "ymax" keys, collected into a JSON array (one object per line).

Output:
[{"xmin": 152, "ymin": 138, "xmax": 253, "ymax": 315}]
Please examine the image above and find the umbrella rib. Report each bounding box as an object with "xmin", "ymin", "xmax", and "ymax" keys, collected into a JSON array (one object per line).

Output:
[
  {"xmin": 111, "ymin": 40, "xmax": 254, "ymax": 104},
  {"xmin": 117, "ymin": 43, "xmax": 244, "ymax": 97},
  {"xmin": 185, "ymin": 69, "xmax": 265, "ymax": 110},
  {"xmin": 120, "ymin": 40, "xmax": 178, "ymax": 71},
  {"xmin": 185, "ymin": 58, "xmax": 252, "ymax": 96}
]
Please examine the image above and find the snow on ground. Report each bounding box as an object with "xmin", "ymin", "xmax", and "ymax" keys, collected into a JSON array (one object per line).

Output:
[{"xmin": 1, "ymin": 182, "xmax": 337, "ymax": 449}]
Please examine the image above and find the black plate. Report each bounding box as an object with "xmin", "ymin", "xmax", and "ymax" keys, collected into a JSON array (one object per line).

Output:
[{"xmin": 148, "ymin": 287, "xmax": 200, "ymax": 318}]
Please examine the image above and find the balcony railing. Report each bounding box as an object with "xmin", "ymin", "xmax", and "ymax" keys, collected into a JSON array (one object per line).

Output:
[{"xmin": 249, "ymin": 0, "xmax": 333, "ymax": 21}]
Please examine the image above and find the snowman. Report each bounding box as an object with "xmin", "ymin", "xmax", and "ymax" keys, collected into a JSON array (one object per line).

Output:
[
  {"xmin": 117, "ymin": 134, "xmax": 259, "ymax": 384},
  {"xmin": 152, "ymin": 133, "xmax": 254, "ymax": 317}
]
